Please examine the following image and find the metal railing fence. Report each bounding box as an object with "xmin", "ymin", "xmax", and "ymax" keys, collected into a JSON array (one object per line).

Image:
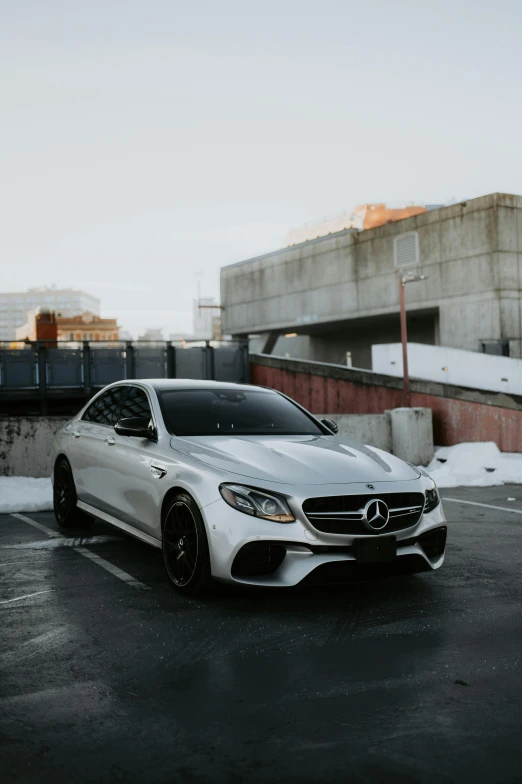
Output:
[{"xmin": 0, "ymin": 340, "xmax": 249, "ymax": 413}]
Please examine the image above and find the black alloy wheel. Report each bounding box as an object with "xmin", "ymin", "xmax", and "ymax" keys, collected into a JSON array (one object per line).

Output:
[
  {"xmin": 162, "ymin": 492, "xmax": 212, "ymax": 596},
  {"xmin": 53, "ymin": 458, "xmax": 91, "ymax": 529}
]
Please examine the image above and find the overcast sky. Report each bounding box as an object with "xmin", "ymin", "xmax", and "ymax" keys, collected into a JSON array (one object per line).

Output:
[{"xmin": 2, "ymin": 0, "xmax": 521, "ymax": 337}]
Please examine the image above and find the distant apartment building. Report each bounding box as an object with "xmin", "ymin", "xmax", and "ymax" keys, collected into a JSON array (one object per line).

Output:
[
  {"xmin": 138, "ymin": 328, "xmax": 164, "ymax": 341},
  {"xmin": 15, "ymin": 310, "xmax": 119, "ymax": 342},
  {"xmin": 0, "ymin": 286, "xmax": 100, "ymax": 341}
]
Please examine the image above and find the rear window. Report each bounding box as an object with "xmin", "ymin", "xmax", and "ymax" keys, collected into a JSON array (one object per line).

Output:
[{"xmin": 157, "ymin": 388, "xmax": 324, "ymax": 437}]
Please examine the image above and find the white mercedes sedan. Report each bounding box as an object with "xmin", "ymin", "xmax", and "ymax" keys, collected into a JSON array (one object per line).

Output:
[{"xmin": 51, "ymin": 379, "xmax": 447, "ymax": 595}]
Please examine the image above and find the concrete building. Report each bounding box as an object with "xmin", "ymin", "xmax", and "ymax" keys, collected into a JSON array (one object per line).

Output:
[
  {"xmin": 221, "ymin": 193, "xmax": 522, "ymax": 368},
  {"xmin": 0, "ymin": 286, "xmax": 100, "ymax": 342}
]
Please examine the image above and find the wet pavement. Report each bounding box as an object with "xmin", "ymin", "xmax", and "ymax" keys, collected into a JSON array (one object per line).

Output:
[{"xmin": 1, "ymin": 485, "xmax": 522, "ymax": 783}]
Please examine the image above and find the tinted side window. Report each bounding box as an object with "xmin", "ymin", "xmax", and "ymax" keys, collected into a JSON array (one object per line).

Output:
[
  {"xmin": 83, "ymin": 387, "xmax": 124, "ymax": 426},
  {"xmin": 120, "ymin": 387, "xmax": 152, "ymax": 421}
]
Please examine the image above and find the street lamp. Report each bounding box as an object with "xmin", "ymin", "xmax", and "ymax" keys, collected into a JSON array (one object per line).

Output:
[{"xmin": 398, "ymin": 271, "xmax": 426, "ymax": 408}]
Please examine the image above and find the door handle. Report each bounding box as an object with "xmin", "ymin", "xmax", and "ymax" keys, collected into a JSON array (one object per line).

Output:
[
  {"xmin": 105, "ymin": 437, "xmax": 116, "ymax": 446},
  {"xmin": 73, "ymin": 431, "xmax": 81, "ymax": 438}
]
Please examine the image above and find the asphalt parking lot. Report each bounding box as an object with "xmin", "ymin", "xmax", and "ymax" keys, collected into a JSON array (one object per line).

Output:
[{"xmin": 1, "ymin": 486, "xmax": 522, "ymax": 783}]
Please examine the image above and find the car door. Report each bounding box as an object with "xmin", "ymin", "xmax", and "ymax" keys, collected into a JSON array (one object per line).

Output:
[
  {"xmin": 97, "ymin": 384, "xmax": 166, "ymax": 537},
  {"xmin": 68, "ymin": 385, "xmax": 125, "ymax": 507}
]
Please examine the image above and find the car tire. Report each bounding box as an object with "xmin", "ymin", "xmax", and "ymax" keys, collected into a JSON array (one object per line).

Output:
[
  {"xmin": 53, "ymin": 457, "xmax": 92, "ymax": 529},
  {"xmin": 162, "ymin": 492, "xmax": 212, "ymax": 596}
]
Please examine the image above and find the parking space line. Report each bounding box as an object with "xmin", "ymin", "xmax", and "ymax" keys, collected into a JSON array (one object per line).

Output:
[
  {"xmin": 74, "ymin": 547, "xmax": 150, "ymax": 588},
  {"xmin": 443, "ymin": 497, "xmax": 522, "ymax": 515},
  {"xmin": 0, "ymin": 590, "xmax": 53, "ymax": 605},
  {"xmin": 2, "ymin": 535, "xmax": 121, "ymax": 551},
  {"xmin": 0, "ymin": 561, "xmax": 33, "ymax": 567},
  {"xmin": 11, "ymin": 513, "xmax": 62, "ymax": 537},
  {"xmin": 10, "ymin": 513, "xmax": 150, "ymax": 590}
]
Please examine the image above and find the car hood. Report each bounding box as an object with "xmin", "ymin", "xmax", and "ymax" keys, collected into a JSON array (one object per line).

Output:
[{"xmin": 170, "ymin": 434, "xmax": 420, "ymax": 485}]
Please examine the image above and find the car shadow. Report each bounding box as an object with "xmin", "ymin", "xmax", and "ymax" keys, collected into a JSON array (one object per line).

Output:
[
  {"xmin": 68, "ymin": 514, "xmax": 445, "ymax": 625},
  {"xmin": 200, "ymin": 571, "xmax": 441, "ymax": 616}
]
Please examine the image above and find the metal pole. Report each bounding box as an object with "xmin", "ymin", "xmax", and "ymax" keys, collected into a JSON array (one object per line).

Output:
[{"xmin": 399, "ymin": 275, "xmax": 410, "ymax": 407}]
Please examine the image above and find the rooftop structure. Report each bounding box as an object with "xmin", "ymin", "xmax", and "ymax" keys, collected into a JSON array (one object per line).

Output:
[
  {"xmin": 221, "ymin": 193, "xmax": 522, "ymax": 368},
  {"xmin": 285, "ymin": 203, "xmax": 430, "ymax": 246}
]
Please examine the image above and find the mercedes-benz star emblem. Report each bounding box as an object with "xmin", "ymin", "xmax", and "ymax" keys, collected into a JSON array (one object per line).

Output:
[{"xmin": 363, "ymin": 499, "xmax": 390, "ymax": 531}]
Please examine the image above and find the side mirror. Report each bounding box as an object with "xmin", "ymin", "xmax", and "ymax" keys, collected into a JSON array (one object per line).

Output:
[
  {"xmin": 321, "ymin": 417, "xmax": 339, "ymax": 434},
  {"xmin": 114, "ymin": 417, "xmax": 156, "ymax": 440}
]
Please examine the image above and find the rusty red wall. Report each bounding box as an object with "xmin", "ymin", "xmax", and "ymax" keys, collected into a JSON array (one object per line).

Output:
[
  {"xmin": 35, "ymin": 312, "xmax": 58, "ymax": 344},
  {"xmin": 252, "ymin": 363, "xmax": 522, "ymax": 452}
]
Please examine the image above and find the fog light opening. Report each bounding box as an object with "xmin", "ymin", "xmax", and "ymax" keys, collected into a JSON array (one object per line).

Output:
[
  {"xmin": 231, "ymin": 542, "xmax": 287, "ymax": 578},
  {"xmin": 418, "ymin": 526, "xmax": 447, "ymax": 558}
]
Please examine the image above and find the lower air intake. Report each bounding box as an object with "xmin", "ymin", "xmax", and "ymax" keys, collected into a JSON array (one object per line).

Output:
[
  {"xmin": 232, "ymin": 542, "xmax": 286, "ymax": 578},
  {"xmin": 418, "ymin": 527, "xmax": 447, "ymax": 558}
]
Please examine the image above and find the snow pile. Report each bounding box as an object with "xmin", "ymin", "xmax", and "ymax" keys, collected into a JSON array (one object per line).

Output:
[
  {"xmin": 424, "ymin": 442, "xmax": 522, "ymax": 488},
  {"xmin": 0, "ymin": 477, "xmax": 53, "ymax": 513}
]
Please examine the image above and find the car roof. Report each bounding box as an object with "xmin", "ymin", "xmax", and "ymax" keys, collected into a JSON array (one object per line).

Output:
[{"xmin": 115, "ymin": 379, "xmax": 271, "ymax": 394}]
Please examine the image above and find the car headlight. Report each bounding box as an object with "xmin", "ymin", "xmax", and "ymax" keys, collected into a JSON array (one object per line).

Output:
[
  {"xmin": 219, "ymin": 484, "xmax": 295, "ymax": 523},
  {"xmin": 424, "ymin": 483, "xmax": 440, "ymax": 513}
]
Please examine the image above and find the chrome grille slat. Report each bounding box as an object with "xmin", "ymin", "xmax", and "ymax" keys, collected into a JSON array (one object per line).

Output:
[
  {"xmin": 389, "ymin": 508, "xmax": 423, "ymax": 518},
  {"xmin": 306, "ymin": 512, "xmax": 364, "ymax": 519},
  {"xmin": 389, "ymin": 505, "xmax": 423, "ymax": 514}
]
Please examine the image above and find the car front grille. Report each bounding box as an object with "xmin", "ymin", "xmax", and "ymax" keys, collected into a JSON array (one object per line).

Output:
[{"xmin": 302, "ymin": 492, "xmax": 425, "ymax": 535}]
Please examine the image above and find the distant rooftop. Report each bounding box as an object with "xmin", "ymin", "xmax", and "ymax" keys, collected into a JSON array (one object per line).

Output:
[{"xmin": 286, "ymin": 203, "xmax": 439, "ymax": 246}]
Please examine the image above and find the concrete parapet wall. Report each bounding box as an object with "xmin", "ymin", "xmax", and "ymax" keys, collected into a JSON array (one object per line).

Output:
[
  {"xmin": 252, "ymin": 354, "xmax": 522, "ymax": 452},
  {"xmin": 389, "ymin": 408, "xmax": 434, "ymax": 464},
  {"xmin": 0, "ymin": 417, "xmax": 68, "ymax": 478},
  {"xmin": 316, "ymin": 413, "xmax": 393, "ymax": 453},
  {"xmin": 317, "ymin": 409, "xmax": 434, "ymax": 464},
  {"xmin": 0, "ymin": 411, "xmax": 414, "ymax": 477}
]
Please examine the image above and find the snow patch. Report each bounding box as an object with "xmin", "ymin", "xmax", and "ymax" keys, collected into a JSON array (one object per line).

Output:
[
  {"xmin": 424, "ymin": 442, "xmax": 522, "ymax": 488},
  {"xmin": 0, "ymin": 477, "xmax": 53, "ymax": 513}
]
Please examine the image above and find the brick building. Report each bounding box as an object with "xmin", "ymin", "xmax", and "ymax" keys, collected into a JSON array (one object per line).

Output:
[{"xmin": 16, "ymin": 310, "xmax": 119, "ymax": 342}]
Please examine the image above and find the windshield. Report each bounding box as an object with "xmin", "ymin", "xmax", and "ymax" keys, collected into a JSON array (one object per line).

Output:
[{"xmin": 157, "ymin": 388, "xmax": 326, "ymax": 436}]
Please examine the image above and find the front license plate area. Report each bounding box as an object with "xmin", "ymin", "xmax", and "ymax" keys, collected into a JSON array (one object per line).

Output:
[{"xmin": 354, "ymin": 536, "xmax": 397, "ymax": 564}]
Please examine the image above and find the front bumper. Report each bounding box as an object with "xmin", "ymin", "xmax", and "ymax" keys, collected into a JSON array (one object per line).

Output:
[{"xmin": 202, "ymin": 491, "xmax": 447, "ymax": 587}]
